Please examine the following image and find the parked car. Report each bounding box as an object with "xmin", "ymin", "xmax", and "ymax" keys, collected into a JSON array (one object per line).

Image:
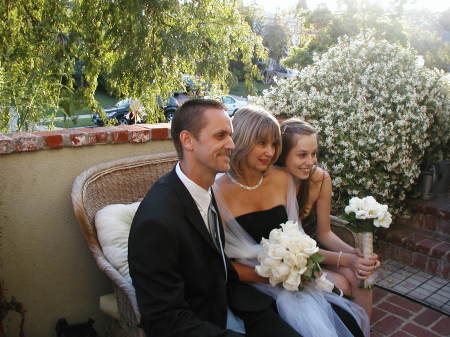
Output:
[
  {"xmin": 221, "ymin": 95, "xmax": 248, "ymax": 116},
  {"xmin": 92, "ymin": 99, "xmax": 142, "ymax": 126},
  {"xmin": 274, "ymin": 67, "xmax": 299, "ymax": 79},
  {"xmin": 160, "ymin": 92, "xmax": 191, "ymax": 122}
]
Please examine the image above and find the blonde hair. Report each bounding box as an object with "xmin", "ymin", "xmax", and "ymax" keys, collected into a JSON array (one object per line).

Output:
[{"xmin": 230, "ymin": 105, "xmax": 281, "ymax": 176}]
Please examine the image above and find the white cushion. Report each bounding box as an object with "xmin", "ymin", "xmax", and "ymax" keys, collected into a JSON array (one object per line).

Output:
[
  {"xmin": 95, "ymin": 202, "xmax": 140, "ymax": 283},
  {"xmin": 100, "ymin": 293, "xmax": 120, "ymax": 320}
]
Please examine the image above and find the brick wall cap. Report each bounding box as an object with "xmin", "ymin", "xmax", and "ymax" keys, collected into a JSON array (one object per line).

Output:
[{"xmin": 0, "ymin": 124, "xmax": 171, "ymax": 155}]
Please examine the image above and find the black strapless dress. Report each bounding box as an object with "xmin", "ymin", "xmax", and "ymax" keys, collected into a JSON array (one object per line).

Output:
[
  {"xmin": 233, "ymin": 205, "xmax": 365, "ymax": 337},
  {"xmin": 235, "ymin": 205, "xmax": 287, "ymax": 243}
]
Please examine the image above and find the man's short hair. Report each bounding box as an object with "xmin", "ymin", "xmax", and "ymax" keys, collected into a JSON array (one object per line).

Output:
[{"xmin": 171, "ymin": 98, "xmax": 226, "ymax": 159}]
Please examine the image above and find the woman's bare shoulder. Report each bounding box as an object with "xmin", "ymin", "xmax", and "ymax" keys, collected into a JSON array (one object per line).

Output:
[
  {"xmin": 269, "ymin": 166, "xmax": 289, "ymax": 183},
  {"xmin": 310, "ymin": 166, "xmax": 330, "ymax": 184}
]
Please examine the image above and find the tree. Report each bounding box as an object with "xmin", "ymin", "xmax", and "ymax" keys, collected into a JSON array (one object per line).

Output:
[
  {"xmin": 238, "ymin": 0, "xmax": 265, "ymax": 36},
  {"xmin": 404, "ymin": 8, "xmax": 450, "ymax": 71},
  {"xmin": 262, "ymin": 18, "xmax": 291, "ymax": 63},
  {"xmin": 0, "ymin": 0, "xmax": 265, "ymax": 132},
  {"xmin": 438, "ymin": 7, "xmax": 450, "ymax": 31},
  {"xmin": 283, "ymin": 0, "xmax": 408, "ymax": 69},
  {"xmin": 284, "ymin": 1, "xmax": 450, "ymax": 72}
]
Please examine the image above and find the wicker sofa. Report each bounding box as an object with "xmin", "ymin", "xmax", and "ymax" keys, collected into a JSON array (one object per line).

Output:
[{"xmin": 71, "ymin": 151, "xmax": 355, "ymax": 337}]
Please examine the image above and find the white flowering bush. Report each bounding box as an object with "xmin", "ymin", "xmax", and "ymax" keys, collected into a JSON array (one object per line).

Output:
[{"xmin": 255, "ymin": 32, "xmax": 449, "ymax": 214}]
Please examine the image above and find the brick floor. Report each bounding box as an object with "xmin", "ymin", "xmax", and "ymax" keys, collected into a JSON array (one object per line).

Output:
[
  {"xmin": 371, "ymin": 290, "xmax": 449, "ymax": 336},
  {"xmin": 370, "ymin": 259, "xmax": 450, "ymax": 336}
]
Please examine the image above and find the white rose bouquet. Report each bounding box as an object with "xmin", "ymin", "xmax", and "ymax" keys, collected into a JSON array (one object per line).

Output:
[
  {"xmin": 343, "ymin": 196, "xmax": 392, "ymax": 289},
  {"xmin": 255, "ymin": 220, "xmax": 340, "ymax": 295}
]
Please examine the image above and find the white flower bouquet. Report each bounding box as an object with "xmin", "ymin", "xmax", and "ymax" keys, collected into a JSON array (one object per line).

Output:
[
  {"xmin": 343, "ymin": 196, "xmax": 392, "ymax": 289},
  {"xmin": 255, "ymin": 220, "xmax": 338, "ymax": 294}
]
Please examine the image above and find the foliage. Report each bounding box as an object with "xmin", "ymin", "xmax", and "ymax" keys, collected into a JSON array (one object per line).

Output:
[
  {"xmin": 238, "ymin": 0, "xmax": 266, "ymax": 36},
  {"xmin": 50, "ymin": 117, "xmax": 94, "ymax": 129},
  {"xmin": 438, "ymin": 8, "xmax": 450, "ymax": 31},
  {"xmin": 404, "ymin": 8, "xmax": 450, "ymax": 71},
  {"xmin": 255, "ymin": 32, "xmax": 450, "ymax": 215},
  {"xmin": 0, "ymin": 0, "xmax": 265, "ymax": 132},
  {"xmin": 262, "ymin": 18, "xmax": 292, "ymax": 62},
  {"xmin": 233, "ymin": 1, "xmax": 299, "ymax": 90},
  {"xmin": 283, "ymin": 0, "xmax": 449, "ymax": 72},
  {"xmin": 229, "ymin": 80, "xmax": 271, "ymax": 97}
]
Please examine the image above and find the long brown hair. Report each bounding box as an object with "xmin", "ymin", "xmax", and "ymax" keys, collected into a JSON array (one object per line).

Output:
[{"xmin": 276, "ymin": 118, "xmax": 318, "ymax": 219}]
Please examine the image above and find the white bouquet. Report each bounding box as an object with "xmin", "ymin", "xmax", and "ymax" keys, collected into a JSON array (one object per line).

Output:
[
  {"xmin": 343, "ymin": 196, "xmax": 392, "ymax": 289},
  {"xmin": 255, "ymin": 220, "xmax": 337, "ymax": 294},
  {"xmin": 344, "ymin": 196, "xmax": 392, "ymax": 230}
]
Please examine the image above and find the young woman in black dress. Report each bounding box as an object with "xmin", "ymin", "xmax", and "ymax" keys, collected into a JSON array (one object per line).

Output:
[{"xmin": 277, "ymin": 118, "xmax": 380, "ymax": 317}]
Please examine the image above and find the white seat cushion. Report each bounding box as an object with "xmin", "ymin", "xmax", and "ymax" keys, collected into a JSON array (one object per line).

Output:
[
  {"xmin": 100, "ymin": 293, "xmax": 120, "ymax": 320},
  {"xmin": 95, "ymin": 202, "xmax": 140, "ymax": 284}
]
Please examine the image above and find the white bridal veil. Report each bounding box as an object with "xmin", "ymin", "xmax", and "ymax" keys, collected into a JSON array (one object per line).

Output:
[{"xmin": 213, "ymin": 174, "xmax": 370, "ymax": 337}]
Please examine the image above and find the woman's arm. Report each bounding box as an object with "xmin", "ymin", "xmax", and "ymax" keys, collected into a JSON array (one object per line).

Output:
[
  {"xmin": 314, "ymin": 172, "xmax": 355, "ymax": 253},
  {"xmin": 313, "ymin": 172, "xmax": 379, "ymax": 277},
  {"xmin": 232, "ymin": 261, "xmax": 269, "ymax": 283}
]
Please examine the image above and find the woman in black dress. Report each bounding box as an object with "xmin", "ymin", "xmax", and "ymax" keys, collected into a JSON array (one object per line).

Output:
[
  {"xmin": 276, "ymin": 118, "xmax": 380, "ymax": 317},
  {"xmin": 214, "ymin": 106, "xmax": 369, "ymax": 337}
]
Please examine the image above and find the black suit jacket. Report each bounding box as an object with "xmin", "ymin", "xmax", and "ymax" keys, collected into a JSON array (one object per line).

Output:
[{"xmin": 128, "ymin": 168, "xmax": 272, "ymax": 337}]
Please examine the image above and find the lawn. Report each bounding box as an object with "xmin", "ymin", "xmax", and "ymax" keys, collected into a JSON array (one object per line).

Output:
[
  {"xmin": 55, "ymin": 90, "xmax": 117, "ymax": 117},
  {"xmin": 229, "ymin": 81, "xmax": 273, "ymax": 97},
  {"xmin": 50, "ymin": 117, "xmax": 94, "ymax": 129}
]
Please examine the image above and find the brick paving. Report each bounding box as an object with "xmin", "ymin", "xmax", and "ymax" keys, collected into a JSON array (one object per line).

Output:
[
  {"xmin": 371, "ymin": 260, "xmax": 450, "ymax": 336},
  {"xmin": 370, "ymin": 196, "xmax": 450, "ymax": 335},
  {"xmin": 371, "ymin": 288, "xmax": 449, "ymax": 336}
]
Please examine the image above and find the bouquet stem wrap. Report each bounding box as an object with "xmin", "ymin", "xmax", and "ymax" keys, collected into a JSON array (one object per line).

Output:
[{"xmin": 356, "ymin": 232, "xmax": 377, "ymax": 290}]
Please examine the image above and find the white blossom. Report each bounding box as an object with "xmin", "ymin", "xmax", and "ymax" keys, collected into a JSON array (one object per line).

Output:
[
  {"xmin": 253, "ymin": 32, "xmax": 449, "ymax": 215},
  {"xmin": 345, "ymin": 196, "xmax": 392, "ymax": 229}
]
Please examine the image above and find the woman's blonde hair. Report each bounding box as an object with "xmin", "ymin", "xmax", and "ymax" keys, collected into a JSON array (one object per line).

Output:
[{"xmin": 230, "ymin": 105, "xmax": 281, "ymax": 176}]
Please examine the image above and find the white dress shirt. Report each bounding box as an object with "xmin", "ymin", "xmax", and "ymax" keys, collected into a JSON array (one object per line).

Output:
[
  {"xmin": 176, "ymin": 162, "xmax": 211, "ymax": 232},
  {"xmin": 175, "ymin": 162, "xmax": 245, "ymax": 334}
]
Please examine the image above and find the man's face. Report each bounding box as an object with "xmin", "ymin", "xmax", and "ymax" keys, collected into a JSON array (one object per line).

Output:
[{"xmin": 190, "ymin": 108, "xmax": 235, "ymax": 174}]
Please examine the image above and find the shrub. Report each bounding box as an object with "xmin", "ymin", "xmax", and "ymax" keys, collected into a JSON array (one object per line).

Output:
[{"xmin": 255, "ymin": 32, "xmax": 449, "ymax": 215}]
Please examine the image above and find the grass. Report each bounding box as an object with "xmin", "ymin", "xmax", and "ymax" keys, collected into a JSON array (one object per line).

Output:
[
  {"xmin": 55, "ymin": 90, "xmax": 117, "ymax": 117},
  {"xmin": 229, "ymin": 81, "xmax": 273, "ymax": 97},
  {"xmin": 50, "ymin": 117, "xmax": 94, "ymax": 129}
]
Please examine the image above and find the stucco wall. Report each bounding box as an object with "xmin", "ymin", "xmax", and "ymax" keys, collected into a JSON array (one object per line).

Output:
[{"xmin": 0, "ymin": 139, "xmax": 174, "ymax": 336}]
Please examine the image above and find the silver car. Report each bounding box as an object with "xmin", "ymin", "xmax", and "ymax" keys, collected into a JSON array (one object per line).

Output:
[{"xmin": 221, "ymin": 95, "xmax": 248, "ymax": 116}]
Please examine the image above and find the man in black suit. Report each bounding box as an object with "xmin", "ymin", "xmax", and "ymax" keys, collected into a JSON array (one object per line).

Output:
[{"xmin": 128, "ymin": 99, "xmax": 301, "ymax": 337}]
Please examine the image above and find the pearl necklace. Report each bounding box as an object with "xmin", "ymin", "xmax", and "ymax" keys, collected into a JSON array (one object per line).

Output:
[{"xmin": 227, "ymin": 173, "xmax": 264, "ymax": 191}]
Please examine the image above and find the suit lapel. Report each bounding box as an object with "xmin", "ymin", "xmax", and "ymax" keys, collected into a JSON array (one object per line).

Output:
[{"xmin": 167, "ymin": 169, "xmax": 219, "ymax": 252}]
